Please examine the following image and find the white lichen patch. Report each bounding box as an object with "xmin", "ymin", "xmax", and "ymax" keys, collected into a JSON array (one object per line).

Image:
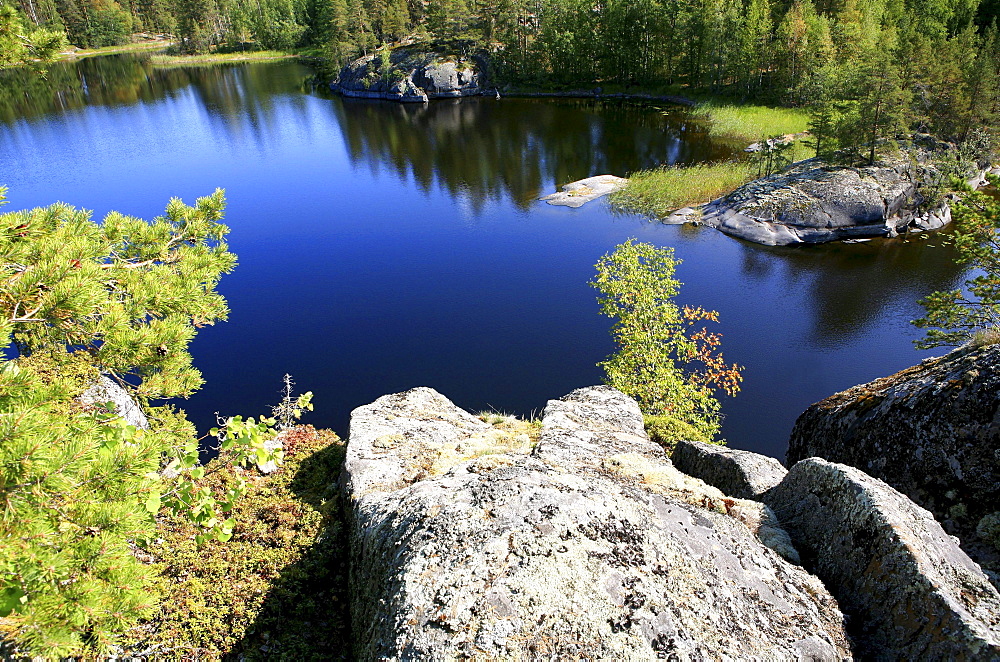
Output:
[
  {"xmin": 429, "ymin": 428, "xmax": 532, "ymax": 476},
  {"xmin": 602, "ymin": 453, "xmax": 800, "ymax": 563}
]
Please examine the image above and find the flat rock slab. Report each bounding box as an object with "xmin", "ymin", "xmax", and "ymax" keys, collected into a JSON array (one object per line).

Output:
[
  {"xmin": 764, "ymin": 458, "xmax": 1000, "ymax": 659},
  {"xmin": 539, "ymin": 175, "xmax": 627, "ymax": 208},
  {"xmin": 344, "ymin": 386, "xmax": 850, "ymax": 660},
  {"xmin": 671, "ymin": 439, "xmax": 787, "ymax": 500}
]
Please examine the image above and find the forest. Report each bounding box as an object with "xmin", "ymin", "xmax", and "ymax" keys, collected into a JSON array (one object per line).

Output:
[{"xmin": 3, "ymin": 0, "xmax": 1000, "ymax": 131}]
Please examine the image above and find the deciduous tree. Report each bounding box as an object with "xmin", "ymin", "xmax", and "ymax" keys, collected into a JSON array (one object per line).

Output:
[{"xmin": 591, "ymin": 239, "xmax": 742, "ymax": 440}]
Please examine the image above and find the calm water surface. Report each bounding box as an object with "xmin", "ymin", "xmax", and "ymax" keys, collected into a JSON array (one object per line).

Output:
[{"xmin": 0, "ymin": 56, "xmax": 966, "ymax": 459}]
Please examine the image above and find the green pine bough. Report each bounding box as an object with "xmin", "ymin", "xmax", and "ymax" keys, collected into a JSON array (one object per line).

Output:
[
  {"xmin": 913, "ymin": 174, "xmax": 1000, "ymax": 349},
  {"xmin": 0, "ymin": 187, "xmax": 310, "ymax": 656},
  {"xmin": 591, "ymin": 240, "xmax": 743, "ymax": 447}
]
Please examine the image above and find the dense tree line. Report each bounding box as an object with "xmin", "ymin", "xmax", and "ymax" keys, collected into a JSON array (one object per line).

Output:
[{"xmin": 4, "ymin": 0, "xmax": 1000, "ymax": 147}]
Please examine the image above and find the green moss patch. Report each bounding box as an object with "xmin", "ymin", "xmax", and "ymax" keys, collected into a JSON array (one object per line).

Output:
[{"xmin": 140, "ymin": 426, "xmax": 350, "ymax": 660}]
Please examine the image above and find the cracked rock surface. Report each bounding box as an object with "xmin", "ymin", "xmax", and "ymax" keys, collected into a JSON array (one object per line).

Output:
[
  {"xmin": 344, "ymin": 386, "xmax": 851, "ymax": 660},
  {"xmin": 764, "ymin": 458, "xmax": 1000, "ymax": 659},
  {"xmin": 787, "ymin": 342, "xmax": 1000, "ymax": 586}
]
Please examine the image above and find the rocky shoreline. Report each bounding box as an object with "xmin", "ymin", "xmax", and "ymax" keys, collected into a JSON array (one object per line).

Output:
[
  {"xmin": 342, "ymin": 366, "xmax": 1000, "ymax": 658},
  {"xmin": 330, "ymin": 50, "xmax": 997, "ymax": 247}
]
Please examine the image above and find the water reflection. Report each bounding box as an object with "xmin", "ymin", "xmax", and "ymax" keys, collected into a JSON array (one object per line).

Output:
[
  {"xmin": 0, "ymin": 56, "xmax": 973, "ymax": 458},
  {"xmin": 326, "ymin": 96, "xmax": 740, "ymax": 211},
  {"xmin": 2, "ymin": 57, "xmax": 740, "ymax": 213},
  {"xmin": 0, "ymin": 55, "xmax": 312, "ymax": 125},
  {"xmin": 737, "ymin": 235, "xmax": 965, "ymax": 348}
]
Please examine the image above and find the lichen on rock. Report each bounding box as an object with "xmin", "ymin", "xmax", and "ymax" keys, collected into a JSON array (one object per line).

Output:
[
  {"xmin": 764, "ymin": 458, "xmax": 1000, "ymax": 659},
  {"xmin": 671, "ymin": 438, "xmax": 788, "ymax": 500},
  {"xmin": 787, "ymin": 342, "xmax": 1000, "ymax": 586},
  {"xmin": 344, "ymin": 385, "xmax": 850, "ymax": 660},
  {"xmin": 331, "ymin": 49, "xmax": 486, "ymax": 102},
  {"xmin": 697, "ymin": 156, "xmax": 956, "ymax": 245}
]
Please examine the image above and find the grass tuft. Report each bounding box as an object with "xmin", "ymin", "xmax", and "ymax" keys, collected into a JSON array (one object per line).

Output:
[
  {"xmin": 610, "ymin": 162, "xmax": 755, "ymax": 218},
  {"xmin": 971, "ymin": 327, "xmax": 1000, "ymax": 348},
  {"xmin": 692, "ymin": 103, "xmax": 810, "ymax": 143}
]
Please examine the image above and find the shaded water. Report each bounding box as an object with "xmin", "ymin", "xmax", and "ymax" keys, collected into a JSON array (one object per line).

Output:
[{"xmin": 0, "ymin": 56, "xmax": 966, "ymax": 459}]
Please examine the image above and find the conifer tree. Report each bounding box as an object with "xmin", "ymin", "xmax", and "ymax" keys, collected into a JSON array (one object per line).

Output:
[
  {"xmin": 0, "ymin": 2, "xmax": 64, "ymax": 64},
  {"xmin": 0, "ymin": 188, "xmax": 296, "ymax": 656},
  {"xmin": 913, "ymin": 175, "xmax": 1000, "ymax": 347}
]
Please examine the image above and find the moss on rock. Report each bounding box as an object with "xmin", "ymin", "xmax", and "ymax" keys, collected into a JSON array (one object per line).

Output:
[{"xmin": 138, "ymin": 426, "xmax": 350, "ymax": 660}]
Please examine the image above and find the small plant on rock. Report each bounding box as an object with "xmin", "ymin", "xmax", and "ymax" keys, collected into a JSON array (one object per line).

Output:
[{"xmin": 592, "ymin": 240, "xmax": 743, "ymax": 442}]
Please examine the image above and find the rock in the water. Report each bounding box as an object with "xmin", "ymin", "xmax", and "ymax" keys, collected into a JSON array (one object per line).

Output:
[
  {"xmin": 699, "ymin": 157, "xmax": 953, "ymax": 246},
  {"xmin": 764, "ymin": 458, "xmax": 1000, "ymax": 659},
  {"xmin": 671, "ymin": 439, "xmax": 787, "ymax": 499},
  {"xmin": 79, "ymin": 375, "xmax": 148, "ymax": 429},
  {"xmin": 787, "ymin": 342, "xmax": 1000, "ymax": 583},
  {"xmin": 332, "ymin": 50, "xmax": 485, "ymax": 102},
  {"xmin": 345, "ymin": 386, "xmax": 850, "ymax": 660},
  {"xmin": 538, "ymin": 175, "xmax": 628, "ymax": 208}
]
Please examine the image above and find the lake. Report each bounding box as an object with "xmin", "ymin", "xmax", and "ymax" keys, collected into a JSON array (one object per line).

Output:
[{"xmin": 0, "ymin": 55, "xmax": 965, "ymax": 459}]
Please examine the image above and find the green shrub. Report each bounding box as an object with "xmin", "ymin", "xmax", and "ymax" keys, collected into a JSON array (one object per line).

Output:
[
  {"xmin": 0, "ymin": 189, "xmax": 234, "ymax": 656},
  {"xmin": 643, "ymin": 414, "xmax": 719, "ymax": 453},
  {"xmin": 592, "ymin": 240, "xmax": 743, "ymax": 441}
]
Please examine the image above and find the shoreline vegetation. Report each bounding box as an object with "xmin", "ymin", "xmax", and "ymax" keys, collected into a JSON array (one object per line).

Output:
[
  {"xmin": 609, "ymin": 162, "xmax": 756, "ymax": 219},
  {"xmin": 63, "ymin": 38, "xmax": 814, "ymax": 219},
  {"xmin": 55, "ymin": 38, "xmax": 302, "ymax": 68},
  {"xmin": 148, "ymin": 50, "xmax": 298, "ymax": 67},
  {"xmin": 607, "ymin": 103, "xmax": 811, "ymax": 216}
]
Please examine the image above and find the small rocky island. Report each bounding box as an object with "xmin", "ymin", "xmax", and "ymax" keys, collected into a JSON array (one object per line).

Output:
[
  {"xmin": 667, "ymin": 155, "xmax": 998, "ymax": 246},
  {"xmin": 538, "ymin": 175, "xmax": 628, "ymax": 207},
  {"xmin": 331, "ymin": 49, "xmax": 486, "ymax": 102},
  {"xmin": 341, "ymin": 341, "xmax": 1000, "ymax": 658}
]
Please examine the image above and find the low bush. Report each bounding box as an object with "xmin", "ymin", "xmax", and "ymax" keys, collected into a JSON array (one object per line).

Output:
[
  {"xmin": 643, "ymin": 414, "xmax": 719, "ymax": 453},
  {"xmin": 137, "ymin": 426, "xmax": 351, "ymax": 660}
]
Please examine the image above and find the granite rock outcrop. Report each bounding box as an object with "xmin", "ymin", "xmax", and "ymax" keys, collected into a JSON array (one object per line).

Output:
[
  {"xmin": 787, "ymin": 342, "xmax": 1000, "ymax": 584},
  {"xmin": 332, "ymin": 50, "xmax": 486, "ymax": 102},
  {"xmin": 343, "ymin": 386, "xmax": 850, "ymax": 660},
  {"xmin": 671, "ymin": 438, "xmax": 787, "ymax": 499},
  {"xmin": 764, "ymin": 458, "xmax": 1000, "ymax": 659},
  {"xmin": 698, "ymin": 157, "xmax": 951, "ymax": 246}
]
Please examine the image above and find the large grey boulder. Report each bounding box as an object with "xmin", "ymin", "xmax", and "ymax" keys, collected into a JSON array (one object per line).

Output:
[
  {"xmin": 344, "ymin": 386, "xmax": 851, "ymax": 660},
  {"xmin": 698, "ymin": 157, "xmax": 950, "ymax": 246},
  {"xmin": 332, "ymin": 50, "xmax": 485, "ymax": 103},
  {"xmin": 764, "ymin": 458, "xmax": 1000, "ymax": 659},
  {"xmin": 787, "ymin": 342, "xmax": 1000, "ymax": 583},
  {"xmin": 671, "ymin": 439, "xmax": 787, "ymax": 499}
]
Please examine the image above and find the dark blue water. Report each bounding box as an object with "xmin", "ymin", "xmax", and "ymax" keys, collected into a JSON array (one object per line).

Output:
[{"xmin": 0, "ymin": 57, "xmax": 965, "ymax": 459}]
